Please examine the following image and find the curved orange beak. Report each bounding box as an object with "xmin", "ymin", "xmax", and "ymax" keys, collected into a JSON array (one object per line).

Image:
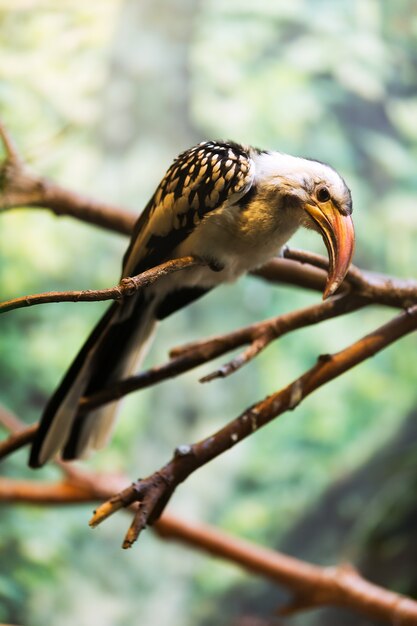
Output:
[{"xmin": 305, "ymin": 201, "xmax": 355, "ymax": 299}]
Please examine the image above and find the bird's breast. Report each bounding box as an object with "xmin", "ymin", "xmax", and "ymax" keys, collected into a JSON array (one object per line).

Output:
[{"xmin": 172, "ymin": 201, "xmax": 299, "ymax": 287}]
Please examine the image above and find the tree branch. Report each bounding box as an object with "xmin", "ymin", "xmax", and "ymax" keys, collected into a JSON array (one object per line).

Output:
[
  {"xmin": 0, "ymin": 406, "xmax": 38, "ymax": 458},
  {"xmin": 0, "ymin": 120, "xmax": 22, "ymax": 162},
  {"xmin": 281, "ymin": 248, "xmax": 417, "ymax": 308},
  {"xmin": 180, "ymin": 294, "xmax": 365, "ymax": 382},
  {"xmin": 0, "ymin": 119, "xmax": 135, "ymax": 235},
  {"xmin": 1, "ymin": 472, "xmax": 416, "ymax": 625},
  {"xmin": 1, "ymin": 403, "xmax": 415, "ymax": 622},
  {"xmin": 89, "ymin": 305, "xmax": 417, "ymax": 545},
  {"xmin": 0, "ymin": 424, "xmax": 38, "ymax": 458},
  {"xmin": 2, "ymin": 246, "xmax": 417, "ymax": 317},
  {"xmin": 157, "ymin": 517, "xmax": 417, "ymax": 625},
  {"xmin": 0, "ymin": 256, "xmax": 205, "ymax": 314}
]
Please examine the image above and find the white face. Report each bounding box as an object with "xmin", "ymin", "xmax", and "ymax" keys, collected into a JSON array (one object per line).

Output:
[
  {"xmin": 249, "ymin": 148, "xmax": 355, "ymax": 299},
  {"xmin": 252, "ymin": 150, "xmax": 352, "ymax": 218}
]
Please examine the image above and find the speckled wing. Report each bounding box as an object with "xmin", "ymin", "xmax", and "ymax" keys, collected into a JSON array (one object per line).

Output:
[{"xmin": 122, "ymin": 141, "xmax": 255, "ymax": 278}]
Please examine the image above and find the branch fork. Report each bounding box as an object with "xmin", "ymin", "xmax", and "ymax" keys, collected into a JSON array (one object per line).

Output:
[{"xmin": 90, "ymin": 463, "xmax": 187, "ymax": 548}]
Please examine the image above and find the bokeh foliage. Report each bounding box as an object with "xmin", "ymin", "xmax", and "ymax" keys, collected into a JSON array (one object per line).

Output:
[{"xmin": 1, "ymin": 1, "xmax": 417, "ymax": 624}]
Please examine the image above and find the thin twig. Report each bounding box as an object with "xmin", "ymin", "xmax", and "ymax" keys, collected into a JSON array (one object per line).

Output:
[
  {"xmin": 197, "ymin": 294, "xmax": 365, "ymax": 381},
  {"xmin": 0, "ymin": 406, "xmax": 38, "ymax": 458},
  {"xmin": 29, "ymin": 180, "xmax": 135, "ymax": 235},
  {"xmin": 0, "ymin": 424, "xmax": 38, "ymax": 459},
  {"xmin": 279, "ymin": 248, "xmax": 417, "ymax": 308},
  {"xmin": 0, "ymin": 118, "xmax": 135, "ymax": 235},
  {"xmin": 252, "ymin": 256, "xmax": 329, "ymax": 294},
  {"xmin": 0, "ymin": 256, "xmax": 205, "ymax": 314},
  {"xmin": 2, "ymin": 249, "xmax": 417, "ymax": 316},
  {"xmin": 0, "ymin": 120, "xmax": 21, "ymax": 162}
]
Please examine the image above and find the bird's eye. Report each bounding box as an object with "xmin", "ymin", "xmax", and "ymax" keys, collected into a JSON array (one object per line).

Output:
[{"xmin": 317, "ymin": 187, "xmax": 331, "ymax": 203}]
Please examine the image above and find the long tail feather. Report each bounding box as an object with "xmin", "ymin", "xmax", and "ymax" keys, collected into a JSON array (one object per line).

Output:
[{"xmin": 29, "ymin": 294, "xmax": 156, "ymax": 467}]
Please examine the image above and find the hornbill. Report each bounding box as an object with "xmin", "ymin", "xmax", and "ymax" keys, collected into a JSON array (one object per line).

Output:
[{"xmin": 29, "ymin": 140, "xmax": 355, "ymax": 468}]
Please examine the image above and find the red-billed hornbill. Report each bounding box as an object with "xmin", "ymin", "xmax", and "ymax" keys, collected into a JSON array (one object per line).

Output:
[{"xmin": 29, "ymin": 141, "xmax": 355, "ymax": 467}]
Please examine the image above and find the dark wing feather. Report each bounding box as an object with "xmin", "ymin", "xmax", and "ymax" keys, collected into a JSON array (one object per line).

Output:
[
  {"xmin": 122, "ymin": 141, "xmax": 255, "ymax": 278},
  {"xmin": 155, "ymin": 286, "xmax": 210, "ymax": 320},
  {"xmin": 28, "ymin": 301, "xmax": 120, "ymax": 467}
]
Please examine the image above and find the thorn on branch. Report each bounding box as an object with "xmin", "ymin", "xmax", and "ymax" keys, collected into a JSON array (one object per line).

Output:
[{"xmin": 174, "ymin": 444, "xmax": 193, "ymax": 457}]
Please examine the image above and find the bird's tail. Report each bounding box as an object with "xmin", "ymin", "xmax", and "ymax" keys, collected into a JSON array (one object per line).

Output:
[{"xmin": 29, "ymin": 293, "xmax": 157, "ymax": 468}]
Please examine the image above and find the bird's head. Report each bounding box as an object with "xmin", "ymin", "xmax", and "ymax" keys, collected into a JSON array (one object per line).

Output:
[{"xmin": 252, "ymin": 150, "xmax": 355, "ymax": 299}]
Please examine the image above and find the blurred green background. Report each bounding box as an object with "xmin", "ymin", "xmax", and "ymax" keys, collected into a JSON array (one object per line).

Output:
[{"xmin": 1, "ymin": 1, "xmax": 417, "ymax": 624}]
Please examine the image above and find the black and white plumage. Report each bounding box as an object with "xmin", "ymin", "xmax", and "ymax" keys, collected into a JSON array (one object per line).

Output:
[{"xmin": 29, "ymin": 141, "xmax": 354, "ymax": 468}]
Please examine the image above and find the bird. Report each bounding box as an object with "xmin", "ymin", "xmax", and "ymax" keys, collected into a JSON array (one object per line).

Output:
[{"xmin": 29, "ymin": 140, "xmax": 355, "ymax": 468}]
